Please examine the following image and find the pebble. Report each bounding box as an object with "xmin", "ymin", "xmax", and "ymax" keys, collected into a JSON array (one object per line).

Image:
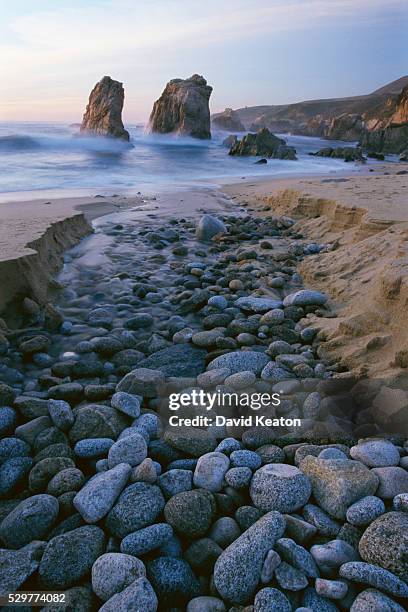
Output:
[
  {"xmin": 207, "ymin": 350, "xmax": 270, "ymax": 375},
  {"xmin": 0, "ymin": 541, "xmax": 45, "ymax": 593},
  {"xmin": 235, "ymin": 296, "xmax": 283, "ymax": 313},
  {"xmin": 197, "ymin": 368, "xmax": 230, "ymax": 388},
  {"xmin": 39, "ymin": 525, "xmax": 105, "ymax": 588},
  {"xmin": 0, "ymin": 494, "xmax": 59, "ymax": 548},
  {"xmin": 47, "ymin": 467, "xmax": 85, "ymax": 495},
  {"xmin": 184, "ymin": 537, "xmax": 222, "ymax": 574},
  {"xmin": 164, "ymin": 489, "xmax": 216, "ymax": 538},
  {"xmin": 164, "ymin": 427, "xmax": 217, "ymax": 457},
  {"xmin": 111, "ymin": 391, "xmax": 141, "ymax": 417},
  {"xmin": 121, "ymin": 523, "xmax": 173, "ymax": 556},
  {"xmin": 283, "ymin": 290, "xmax": 327, "ymax": 307},
  {"xmin": 371, "ymin": 466, "xmax": 408, "ymax": 498},
  {"xmin": 116, "ymin": 367, "xmax": 165, "ymax": 397},
  {"xmin": 275, "ymin": 538, "xmax": 319, "ymax": 577},
  {"xmin": 14, "ymin": 396, "xmax": 49, "ymax": 419},
  {"xmin": 302, "ymin": 586, "xmax": 339, "ymax": 611},
  {"xmin": 339, "ymin": 561, "xmax": 408, "ymax": 597},
  {"xmin": 215, "ymin": 437, "xmax": 242, "ymax": 455},
  {"xmin": 74, "ymin": 463, "xmax": 131, "ymax": 523},
  {"xmin": 250, "ymin": 464, "xmax": 311, "ymax": 512},
  {"xmin": 209, "ymin": 517, "xmax": 241, "ymax": 548},
  {"xmin": 318, "ymin": 448, "xmax": 347, "ymax": 460},
  {"xmin": 157, "ymin": 469, "xmax": 193, "ymax": 498},
  {"xmin": 260, "ymin": 549, "xmax": 281, "ymax": 583},
  {"xmin": 260, "ymin": 308, "xmax": 285, "ymax": 325},
  {"xmin": 254, "ymin": 587, "xmax": 291, "ymax": 612},
  {"xmin": 196, "ymin": 214, "xmax": 227, "ymax": 242},
  {"xmin": 350, "ymin": 588, "xmax": 405, "ymax": 611},
  {"xmin": 358, "ymin": 511, "xmax": 408, "ymax": 582},
  {"xmin": 193, "ymin": 452, "xmax": 230, "ymax": 492},
  {"xmin": 256, "ymin": 444, "xmax": 285, "ymax": 464},
  {"xmin": 304, "ymin": 505, "xmax": 341, "ymax": 538},
  {"xmin": 275, "ymin": 561, "xmax": 308, "ymax": 591},
  {"xmin": 69, "ymin": 404, "xmax": 126, "ymax": 443},
  {"xmin": 350, "ymin": 439, "xmax": 400, "ymax": 467},
  {"xmin": 225, "ymin": 466, "xmax": 252, "ymax": 488},
  {"xmin": 147, "ymin": 556, "xmax": 201, "ymax": 607},
  {"xmin": 99, "ymin": 577, "xmax": 158, "ymax": 612},
  {"xmin": 213, "ymin": 511, "xmax": 286, "ymax": 604},
  {"xmin": 299, "ymin": 456, "xmax": 379, "ymax": 519},
  {"xmin": 0, "ymin": 437, "xmax": 30, "ymax": 462},
  {"xmin": 91, "ymin": 552, "xmax": 146, "ymax": 601},
  {"xmin": 346, "ymin": 496, "xmax": 385, "ymax": 526},
  {"xmin": 187, "ymin": 596, "xmax": 226, "ymax": 612},
  {"xmin": 106, "ymin": 482, "xmax": 165, "ymax": 538},
  {"xmin": 224, "ymin": 370, "xmax": 256, "ymax": 389},
  {"xmin": 261, "ymin": 362, "xmax": 295, "ymax": 384},
  {"xmin": 310, "ymin": 539, "xmax": 359, "ymax": 572},
  {"xmin": 284, "ymin": 514, "xmax": 317, "ymax": 545},
  {"xmin": 15, "ymin": 415, "xmax": 52, "ymax": 446},
  {"xmin": 74, "ymin": 438, "xmax": 115, "ymax": 458},
  {"xmin": 393, "ymin": 492, "xmax": 408, "ymax": 512},
  {"xmin": 208, "ymin": 295, "xmax": 228, "ymax": 310},
  {"xmin": 234, "ymin": 505, "xmax": 263, "ymax": 531},
  {"xmin": 131, "ymin": 457, "xmax": 159, "ymax": 483},
  {"xmin": 303, "ymin": 392, "xmax": 322, "ymax": 419},
  {"xmin": 107, "ymin": 433, "xmax": 147, "ymax": 468},
  {"xmin": 315, "ymin": 578, "xmax": 348, "ymax": 599},
  {"xmin": 230, "ymin": 449, "xmax": 261, "ymax": 470},
  {"xmin": 0, "ymin": 407, "xmax": 17, "ymax": 436}
]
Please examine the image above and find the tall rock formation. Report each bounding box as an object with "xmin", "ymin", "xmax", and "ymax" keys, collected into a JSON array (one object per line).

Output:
[
  {"xmin": 212, "ymin": 108, "xmax": 245, "ymax": 132},
  {"xmin": 149, "ymin": 74, "xmax": 212, "ymax": 139},
  {"xmin": 80, "ymin": 76, "xmax": 130, "ymax": 141}
]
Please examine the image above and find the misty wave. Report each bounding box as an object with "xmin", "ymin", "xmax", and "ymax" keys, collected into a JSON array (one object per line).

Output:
[
  {"xmin": 0, "ymin": 135, "xmax": 42, "ymax": 151},
  {"xmin": 0, "ymin": 121, "xmax": 359, "ymax": 194},
  {"xmin": 0, "ymin": 132, "xmax": 134, "ymax": 154}
]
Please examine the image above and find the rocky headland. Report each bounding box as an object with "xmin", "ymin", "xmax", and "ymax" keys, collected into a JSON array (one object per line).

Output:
[
  {"xmin": 1, "ymin": 180, "xmax": 408, "ymax": 610},
  {"xmin": 218, "ymin": 76, "xmax": 408, "ymax": 154},
  {"xmin": 149, "ymin": 75, "xmax": 213, "ymax": 139},
  {"xmin": 80, "ymin": 76, "xmax": 130, "ymax": 141},
  {"xmin": 212, "ymin": 108, "xmax": 245, "ymax": 132}
]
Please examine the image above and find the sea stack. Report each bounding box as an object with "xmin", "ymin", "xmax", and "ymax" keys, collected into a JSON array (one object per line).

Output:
[
  {"xmin": 80, "ymin": 76, "xmax": 130, "ymax": 141},
  {"xmin": 149, "ymin": 74, "xmax": 212, "ymax": 139}
]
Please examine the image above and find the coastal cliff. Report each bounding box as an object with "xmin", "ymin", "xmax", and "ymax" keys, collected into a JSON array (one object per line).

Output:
[
  {"xmin": 149, "ymin": 74, "xmax": 212, "ymax": 139},
  {"xmin": 221, "ymin": 76, "xmax": 408, "ymax": 150},
  {"xmin": 361, "ymin": 85, "xmax": 408, "ymax": 154}
]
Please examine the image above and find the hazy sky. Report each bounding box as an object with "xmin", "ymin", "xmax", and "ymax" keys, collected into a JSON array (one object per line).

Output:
[{"xmin": 0, "ymin": 0, "xmax": 407, "ymax": 122}]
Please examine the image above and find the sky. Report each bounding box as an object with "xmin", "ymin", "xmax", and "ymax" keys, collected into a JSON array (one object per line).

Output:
[{"xmin": 0, "ymin": 0, "xmax": 407, "ymax": 122}]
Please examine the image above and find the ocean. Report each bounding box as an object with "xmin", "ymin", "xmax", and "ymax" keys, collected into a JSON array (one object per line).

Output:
[{"xmin": 0, "ymin": 122, "xmax": 363, "ymax": 196}]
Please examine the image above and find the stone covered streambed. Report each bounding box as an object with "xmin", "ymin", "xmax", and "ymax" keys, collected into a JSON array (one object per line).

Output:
[{"xmin": 0, "ymin": 189, "xmax": 408, "ymax": 611}]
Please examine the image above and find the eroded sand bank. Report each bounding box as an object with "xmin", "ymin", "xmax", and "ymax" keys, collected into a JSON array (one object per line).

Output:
[
  {"xmin": 0, "ymin": 195, "xmax": 141, "ymax": 317},
  {"xmin": 223, "ymin": 164, "xmax": 408, "ymax": 381}
]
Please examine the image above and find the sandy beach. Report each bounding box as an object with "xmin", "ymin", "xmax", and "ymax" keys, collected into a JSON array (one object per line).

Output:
[
  {"xmin": 1, "ymin": 165, "xmax": 408, "ymax": 608},
  {"xmin": 2, "ymin": 162, "xmax": 408, "ymax": 382}
]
